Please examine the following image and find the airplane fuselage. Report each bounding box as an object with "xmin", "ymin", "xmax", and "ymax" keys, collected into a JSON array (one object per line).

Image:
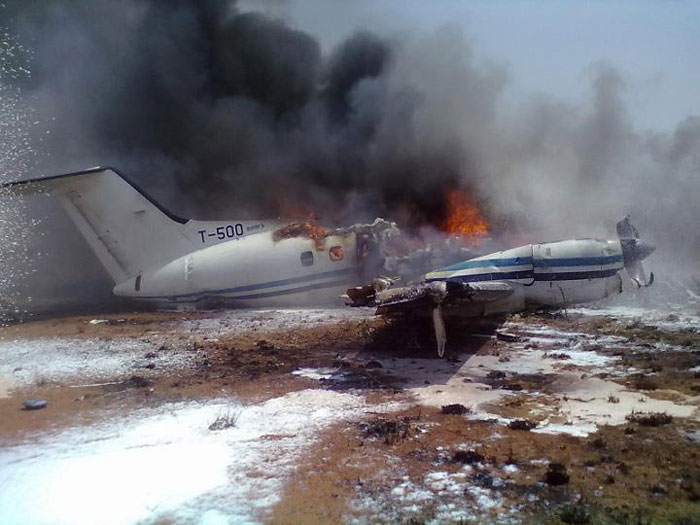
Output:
[
  {"xmin": 425, "ymin": 237, "xmax": 625, "ymax": 316},
  {"xmin": 2, "ymin": 168, "xmax": 653, "ymax": 323},
  {"xmin": 113, "ymin": 230, "xmax": 360, "ymax": 306}
]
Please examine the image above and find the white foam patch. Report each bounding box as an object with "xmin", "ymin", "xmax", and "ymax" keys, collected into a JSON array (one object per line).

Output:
[
  {"xmin": 382, "ymin": 320, "xmax": 697, "ymax": 437},
  {"xmin": 546, "ymin": 348, "xmax": 620, "ymax": 368},
  {"xmin": 348, "ymin": 469, "xmax": 512, "ymax": 523},
  {"xmin": 532, "ymin": 378, "xmax": 697, "ymax": 436},
  {"xmin": 0, "ymin": 337, "xmax": 189, "ymax": 394},
  {"xmin": 385, "ymin": 357, "xmax": 512, "ymax": 408},
  {"xmin": 569, "ymin": 306, "xmax": 700, "ymax": 332},
  {"xmin": 291, "ymin": 367, "xmax": 337, "ymax": 380},
  {"xmin": 0, "ymin": 389, "xmax": 374, "ymax": 524}
]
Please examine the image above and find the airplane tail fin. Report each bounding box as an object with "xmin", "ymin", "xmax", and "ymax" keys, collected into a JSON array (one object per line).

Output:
[{"xmin": 1, "ymin": 167, "xmax": 195, "ymax": 283}]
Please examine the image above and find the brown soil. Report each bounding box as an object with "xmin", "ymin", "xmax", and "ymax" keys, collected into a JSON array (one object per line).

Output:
[
  {"xmin": 271, "ymin": 406, "xmax": 700, "ymax": 523},
  {"xmin": 2, "ymin": 309, "xmax": 699, "ymax": 523}
]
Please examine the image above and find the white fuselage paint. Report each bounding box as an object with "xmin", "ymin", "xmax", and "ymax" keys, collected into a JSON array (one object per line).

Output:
[
  {"xmin": 113, "ymin": 231, "xmax": 359, "ymax": 306},
  {"xmin": 113, "ymin": 235, "xmax": 624, "ymax": 312},
  {"xmin": 426, "ymin": 238, "xmax": 625, "ymax": 315}
]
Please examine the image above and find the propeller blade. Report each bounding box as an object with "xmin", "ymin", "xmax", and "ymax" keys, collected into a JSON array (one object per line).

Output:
[
  {"xmin": 616, "ymin": 215, "xmax": 639, "ymax": 239},
  {"xmin": 432, "ymin": 304, "xmax": 447, "ymax": 358},
  {"xmin": 617, "ymin": 216, "xmax": 655, "ymax": 288},
  {"xmin": 628, "ymin": 260, "xmax": 654, "ymax": 288}
]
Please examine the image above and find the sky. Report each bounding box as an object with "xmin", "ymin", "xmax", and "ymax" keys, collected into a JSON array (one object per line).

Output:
[{"xmin": 243, "ymin": 0, "xmax": 700, "ymax": 132}]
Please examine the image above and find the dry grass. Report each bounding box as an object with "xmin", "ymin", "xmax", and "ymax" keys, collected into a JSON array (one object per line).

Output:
[
  {"xmin": 625, "ymin": 410, "xmax": 673, "ymax": 426},
  {"xmin": 208, "ymin": 408, "xmax": 241, "ymax": 431},
  {"xmin": 440, "ymin": 403, "xmax": 470, "ymax": 415},
  {"xmin": 270, "ymin": 405, "xmax": 700, "ymax": 523}
]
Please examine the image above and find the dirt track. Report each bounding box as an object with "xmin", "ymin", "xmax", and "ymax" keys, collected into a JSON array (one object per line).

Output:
[{"xmin": 1, "ymin": 306, "xmax": 699, "ymax": 523}]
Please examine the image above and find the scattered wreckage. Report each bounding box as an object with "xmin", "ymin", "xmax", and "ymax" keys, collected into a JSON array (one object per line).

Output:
[{"xmin": 345, "ymin": 216, "xmax": 655, "ymax": 357}]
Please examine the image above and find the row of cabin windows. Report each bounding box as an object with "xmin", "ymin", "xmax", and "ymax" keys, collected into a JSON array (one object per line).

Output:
[
  {"xmin": 301, "ymin": 246, "xmax": 343, "ymax": 266},
  {"xmin": 134, "ymin": 246, "xmax": 344, "ymax": 291}
]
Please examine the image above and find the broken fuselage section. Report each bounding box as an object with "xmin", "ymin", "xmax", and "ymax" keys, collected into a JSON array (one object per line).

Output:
[
  {"xmin": 1, "ymin": 167, "xmax": 393, "ymax": 308},
  {"xmin": 346, "ymin": 220, "xmax": 655, "ymax": 357}
]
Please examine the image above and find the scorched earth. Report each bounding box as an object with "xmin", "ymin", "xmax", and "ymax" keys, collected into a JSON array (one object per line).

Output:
[{"xmin": 0, "ymin": 305, "xmax": 699, "ymax": 524}]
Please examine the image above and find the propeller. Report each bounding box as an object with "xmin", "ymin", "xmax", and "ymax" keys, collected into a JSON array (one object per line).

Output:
[{"xmin": 616, "ymin": 215, "xmax": 655, "ymax": 288}]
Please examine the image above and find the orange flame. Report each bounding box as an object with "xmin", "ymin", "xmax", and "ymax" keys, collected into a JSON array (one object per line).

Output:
[
  {"xmin": 441, "ymin": 188, "xmax": 490, "ymax": 246},
  {"xmin": 272, "ymin": 221, "xmax": 329, "ymax": 250}
]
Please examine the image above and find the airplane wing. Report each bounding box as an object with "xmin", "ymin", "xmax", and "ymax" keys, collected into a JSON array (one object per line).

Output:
[
  {"xmin": 345, "ymin": 244, "xmax": 531, "ymax": 356},
  {"xmin": 374, "ymin": 281, "xmax": 513, "ymax": 312},
  {"xmin": 345, "ymin": 279, "xmax": 514, "ymax": 357},
  {"xmin": 346, "ymin": 279, "xmax": 514, "ymax": 310}
]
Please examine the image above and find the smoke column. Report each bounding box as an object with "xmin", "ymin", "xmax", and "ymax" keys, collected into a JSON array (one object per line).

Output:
[{"xmin": 1, "ymin": 0, "xmax": 699, "ymax": 310}]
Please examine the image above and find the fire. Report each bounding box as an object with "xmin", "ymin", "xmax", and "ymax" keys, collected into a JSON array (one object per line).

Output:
[
  {"xmin": 273, "ymin": 221, "xmax": 329, "ymax": 250},
  {"xmin": 441, "ymin": 188, "xmax": 490, "ymax": 246}
]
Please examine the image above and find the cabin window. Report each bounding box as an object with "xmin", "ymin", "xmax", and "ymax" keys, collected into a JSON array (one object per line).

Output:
[
  {"xmin": 300, "ymin": 251, "xmax": 314, "ymax": 266},
  {"xmin": 135, "ymin": 275, "xmax": 142, "ymax": 292},
  {"xmin": 329, "ymin": 246, "xmax": 343, "ymax": 261}
]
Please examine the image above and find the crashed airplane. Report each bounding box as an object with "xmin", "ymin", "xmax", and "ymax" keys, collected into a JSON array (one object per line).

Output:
[
  {"xmin": 1, "ymin": 167, "xmax": 377, "ymax": 305},
  {"xmin": 346, "ymin": 216, "xmax": 655, "ymax": 357},
  {"xmin": 3, "ymin": 167, "xmax": 654, "ymax": 358}
]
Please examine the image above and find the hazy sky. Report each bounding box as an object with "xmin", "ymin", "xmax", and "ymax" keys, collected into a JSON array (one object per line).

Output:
[{"xmin": 242, "ymin": 0, "xmax": 700, "ymax": 132}]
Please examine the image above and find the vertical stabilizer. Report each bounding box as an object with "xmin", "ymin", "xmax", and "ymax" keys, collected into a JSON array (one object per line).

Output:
[{"xmin": 1, "ymin": 167, "xmax": 195, "ymax": 283}]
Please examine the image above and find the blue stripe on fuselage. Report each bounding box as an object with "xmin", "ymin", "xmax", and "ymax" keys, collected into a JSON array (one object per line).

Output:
[
  {"xmin": 427, "ymin": 267, "xmax": 621, "ymax": 284},
  {"xmin": 533, "ymin": 255, "xmax": 622, "ymax": 267},
  {"xmin": 439, "ymin": 257, "xmax": 533, "ymax": 272},
  {"xmin": 139, "ymin": 267, "xmax": 354, "ymax": 301},
  {"xmin": 438, "ymin": 254, "xmax": 622, "ymax": 273},
  {"xmin": 533, "ymin": 269, "xmax": 620, "ymax": 281},
  {"xmin": 426, "ymin": 270, "xmax": 533, "ymax": 283}
]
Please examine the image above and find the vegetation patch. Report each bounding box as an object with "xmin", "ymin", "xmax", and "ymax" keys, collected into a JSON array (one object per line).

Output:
[
  {"xmin": 625, "ymin": 411, "xmax": 673, "ymax": 426},
  {"xmin": 208, "ymin": 409, "xmax": 241, "ymax": 431},
  {"xmin": 359, "ymin": 416, "xmax": 417, "ymax": 444},
  {"xmin": 543, "ymin": 462, "xmax": 570, "ymax": 485},
  {"xmin": 441, "ymin": 403, "xmax": 469, "ymax": 415},
  {"xmin": 508, "ymin": 419, "xmax": 537, "ymax": 431},
  {"xmin": 452, "ymin": 449, "xmax": 484, "ymax": 464},
  {"xmin": 559, "ymin": 498, "xmax": 592, "ymax": 524}
]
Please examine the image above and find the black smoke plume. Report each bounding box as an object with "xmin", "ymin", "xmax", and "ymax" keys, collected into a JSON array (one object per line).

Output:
[
  {"xmin": 6, "ymin": 0, "xmax": 467, "ymax": 227},
  {"xmin": 2, "ymin": 0, "xmax": 700, "ymax": 311}
]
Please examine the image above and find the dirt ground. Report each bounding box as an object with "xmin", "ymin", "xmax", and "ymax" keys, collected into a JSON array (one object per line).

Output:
[{"xmin": 1, "ymin": 306, "xmax": 699, "ymax": 524}]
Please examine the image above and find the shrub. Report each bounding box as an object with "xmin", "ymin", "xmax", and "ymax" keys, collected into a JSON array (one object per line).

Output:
[
  {"xmin": 625, "ymin": 411, "xmax": 673, "ymax": 426},
  {"xmin": 209, "ymin": 409, "xmax": 241, "ymax": 431},
  {"xmin": 508, "ymin": 419, "xmax": 537, "ymax": 431},
  {"xmin": 441, "ymin": 403, "xmax": 469, "ymax": 415}
]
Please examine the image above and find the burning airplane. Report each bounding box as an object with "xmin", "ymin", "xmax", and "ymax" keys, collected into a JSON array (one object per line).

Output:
[
  {"xmin": 3, "ymin": 166, "xmax": 654, "ymax": 355},
  {"xmin": 1, "ymin": 167, "xmax": 373, "ymax": 306},
  {"xmin": 346, "ymin": 215, "xmax": 655, "ymax": 357}
]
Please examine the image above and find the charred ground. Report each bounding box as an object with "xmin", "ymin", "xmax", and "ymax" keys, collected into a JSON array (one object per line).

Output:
[{"xmin": 0, "ymin": 307, "xmax": 699, "ymax": 523}]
